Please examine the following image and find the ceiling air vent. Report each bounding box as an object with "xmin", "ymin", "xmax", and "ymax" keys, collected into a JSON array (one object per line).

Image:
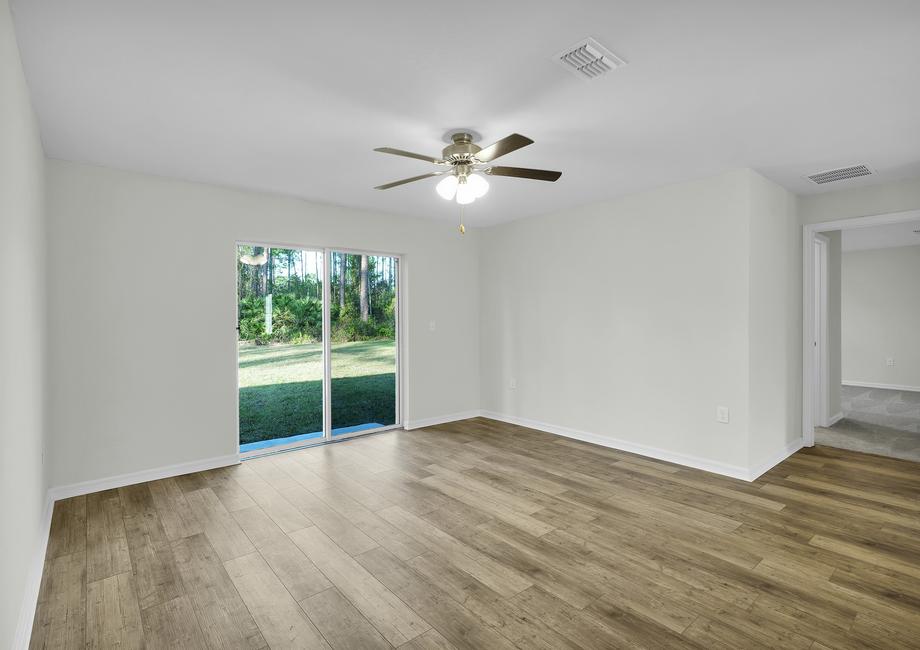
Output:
[
  {"xmin": 554, "ymin": 37, "xmax": 626, "ymax": 80},
  {"xmin": 806, "ymin": 164, "xmax": 873, "ymax": 185}
]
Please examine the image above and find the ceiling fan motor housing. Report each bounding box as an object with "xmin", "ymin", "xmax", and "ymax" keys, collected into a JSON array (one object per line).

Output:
[{"xmin": 442, "ymin": 132, "xmax": 481, "ymax": 168}]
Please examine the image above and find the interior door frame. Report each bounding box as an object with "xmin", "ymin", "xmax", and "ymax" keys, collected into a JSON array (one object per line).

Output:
[
  {"xmin": 801, "ymin": 209, "xmax": 920, "ymax": 446},
  {"xmin": 812, "ymin": 233, "xmax": 830, "ymax": 431},
  {"xmin": 234, "ymin": 240, "xmax": 405, "ymax": 456}
]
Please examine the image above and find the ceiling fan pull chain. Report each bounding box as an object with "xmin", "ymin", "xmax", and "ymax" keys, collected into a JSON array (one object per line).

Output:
[{"xmin": 458, "ymin": 204, "xmax": 466, "ymax": 235}]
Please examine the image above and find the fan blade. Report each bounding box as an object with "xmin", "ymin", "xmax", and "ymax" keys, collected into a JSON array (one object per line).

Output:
[
  {"xmin": 374, "ymin": 147, "xmax": 443, "ymax": 164},
  {"xmin": 374, "ymin": 171, "xmax": 446, "ymax": 190},
  {"xmin": 475, "ymin": 133, "xmax": 534, "ymax": 162},
  {"xmin": 486, "ymin": 166, "xmax": 562, "ymax": 182}
]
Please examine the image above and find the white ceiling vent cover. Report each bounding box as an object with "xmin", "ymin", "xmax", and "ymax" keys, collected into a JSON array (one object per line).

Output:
[
  {"xmin": 554, "ymin": 37, "xmax": 626, "ymax": 80},
  {"xmin": 806, "ymin": 164, "xmax": 873, "ymax": 185}
]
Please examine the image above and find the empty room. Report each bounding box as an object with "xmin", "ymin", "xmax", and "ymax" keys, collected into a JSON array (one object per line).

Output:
[{"xmin": 3, "ymin": 1, "xmax": 920, "ymax": 648}]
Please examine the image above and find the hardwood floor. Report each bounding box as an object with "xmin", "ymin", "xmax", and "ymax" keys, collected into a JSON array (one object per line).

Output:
[{"xmin": 30, "ymin": 417, "xmax": 920, "ymax": 649}]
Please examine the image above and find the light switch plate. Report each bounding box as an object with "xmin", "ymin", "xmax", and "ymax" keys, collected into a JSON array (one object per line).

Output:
[{"xmin": 716, "ymin": 406, "xmax": 730, "ymax": 424}]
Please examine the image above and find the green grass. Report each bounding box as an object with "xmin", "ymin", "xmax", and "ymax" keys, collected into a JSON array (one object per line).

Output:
[{"xmin": 238, "ymin": 339, "xmax": 396, "ymax": 444}]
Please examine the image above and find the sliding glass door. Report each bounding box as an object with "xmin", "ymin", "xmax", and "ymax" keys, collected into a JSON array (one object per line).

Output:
[
  {"xmin": 237, "ymin": 245, "xmax": 325, "ymax": 453},
  {"xmin": 237, "ymin": 244, "xmax": 399, "ymax": 455},
  {"xmin": 328, "ymin": 252, "xmax": 399, "ymax": 438}
]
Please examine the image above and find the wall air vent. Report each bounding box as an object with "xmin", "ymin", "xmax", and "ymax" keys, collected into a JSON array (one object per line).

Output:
[
  {"xmin": 554, "ymin": 37, "xmax": 626, "ymax": 80},
  {"xmin": 806, "ymin": 164, "xmax": 873, "ymax": 185}
]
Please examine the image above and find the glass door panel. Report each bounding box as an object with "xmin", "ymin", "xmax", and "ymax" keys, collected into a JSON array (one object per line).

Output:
[
  {"xmin": 329, "ymin": 252, "xmax": 398, "ymax": 437},
  {"xmin": 237, "ymin": 245, "xmax": 325, "ymax": 453}
]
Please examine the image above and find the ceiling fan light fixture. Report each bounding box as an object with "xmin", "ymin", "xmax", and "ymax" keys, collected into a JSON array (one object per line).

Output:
[
  {"xmin": 436, "ymin": 174, "xmax": 458, "ymax": 200},
  {"xmin": 455, "ymin": 178, "xmax": 476, "ymax": 205},
  {"xmin": 467, "ymin": 173, "xmax": 489, "ymax": 198}
]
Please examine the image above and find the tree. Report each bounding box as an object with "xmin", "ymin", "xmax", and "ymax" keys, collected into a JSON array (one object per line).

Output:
[
  {"xmin": 359, "ymin": 254, "xmax": 369, "ymax": 322},
  {"xmin": 338, "ymin": 253, "xmax": 346, "ymax": 308},
  {"xmin": 250, "ymin": 246, "xmax": 265, "ymax": 296}
]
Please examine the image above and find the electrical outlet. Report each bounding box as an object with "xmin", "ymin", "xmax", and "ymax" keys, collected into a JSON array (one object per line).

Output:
[
  {"xmin": 716, "ymin": 406, "xmax": 730, "ymax": 424},
  {"xmin": 509, "ymin": 378, "xmax": 517, "ymax": 390},
  {"xmin": 886, "ymin": 357, "xmax": 895, "ymax": 367}
]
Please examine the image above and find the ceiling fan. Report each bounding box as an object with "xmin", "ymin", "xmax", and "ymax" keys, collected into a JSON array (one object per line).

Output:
[{"xmin": 373, "ymin": 132, "xmax": 562, "ymax": 206}]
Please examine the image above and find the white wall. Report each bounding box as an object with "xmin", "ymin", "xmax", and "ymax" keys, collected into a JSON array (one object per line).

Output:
[
  {"xmin": 841, "ymin": 245, "xmax": 920, "ymax": 390},
  {"xmin": 0, "ymin": 0, "xmax": 47, "ymax": 646},
  {"xmin": 799, "ymin": 177, "xmax": 920, "ymax": 225},
  {"xmin": 747, "ymin": 172, "xmax": 800, "ymax": 468},
  {"xmin": 480, "ymin": 169, "xmax": 804, "ymax": 476},
  {"xmin": 45, "ymin": 160, "xmax": 480, "ymax": 488}
]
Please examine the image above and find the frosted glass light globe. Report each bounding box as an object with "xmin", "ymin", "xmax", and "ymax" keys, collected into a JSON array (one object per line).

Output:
[
  {"xmin": 436, "ymin": 175, "xmax": 458, "ymax": 200},
  {"xmin": 467, "ymin": 173, "xmax": 489, "ymax": 198},
  {"xmin": 455, "ymin": 180, "xmax": 476, "ymax": 205}
]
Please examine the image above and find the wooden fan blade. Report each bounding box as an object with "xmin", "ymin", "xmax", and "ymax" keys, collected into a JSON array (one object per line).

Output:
[
  {"xmin": 374, "ymin": 147, "xmax": 443, "ymax": 164},
  {"xmin": 475, "ymin": 133, "xmax": 534, "ymax": 162},
  {"xmin": 486, "ymin": 166, "xmax": 562, "ymax": 182},
  {"xmin": 374, "ymin": 171, "xmax": 446, "ymax": 190}
]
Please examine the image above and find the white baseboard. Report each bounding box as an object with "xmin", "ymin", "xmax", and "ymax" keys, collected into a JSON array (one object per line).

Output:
[
  {"xmin": 47, "ymin": 453, "xmax": 240, "ymax": 502},
  {"xmin": 842, "ymin": 380, "xmax": 920, "ymax": 393},
  {"xmin": 12, "ymin": 494, "xmax": 54, "ymax": 650},
  {"xmin": 479, "ymin": 410, "xmax": 759, "ymax": 481},
  {"xmin": 404, "ymin": 410, "xmax": 482, "ymax": 430},
  {"xmin": 827, "ymin": 411, "xmax": 844, "ymax": 426},
  {"xmin": 748, "ymin": 438, "xmax": 805, "ymax": 482}
]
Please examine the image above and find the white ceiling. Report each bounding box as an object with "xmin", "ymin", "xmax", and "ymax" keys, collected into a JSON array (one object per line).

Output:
[
  {"xmin": 841, "ymin": 217, "xmax": 920, "ymax": 252},
  {"xmin": 11, "ymin": 0, "xmax": 920, "ymax": 226}
]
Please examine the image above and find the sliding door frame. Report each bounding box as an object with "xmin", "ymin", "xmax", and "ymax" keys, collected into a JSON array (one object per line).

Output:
[
  {"xmin": 235, "ymin": 240, "xmax": 404, "ymax": 457},
  {"xmin": 324, "ymin": 247, "xmax": 403, "ymax": 442}
]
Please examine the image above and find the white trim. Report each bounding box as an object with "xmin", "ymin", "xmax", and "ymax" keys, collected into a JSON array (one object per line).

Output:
[
  {"xmin": 842, "ymin": 380, "xmax": 920, "ymax": 393},
  {"xmin": 47, "ymin": 453, "xmax": 240, "ymax": 501},
  {"xmin": 404, "ymin": 410, "xmax": 481, "ymax": 430},
  {"xmin": 479, "ymin": 411, "xmax": 759, "ymax": 481},
  {"xmin": 322, "ymin": 249, "xmax": 332, "ymax": 442},
  {"xmin": 12, "ymin": 494, "xmax": 54, "ymax": 650},
  {"xmin": 802, "ymin": 209, "xmax": 920, "ymax": 449},
  {"xmin": 826, "ymin": 411, "xmax": 844, "ymax": 426},
  {"xmin": 748, "ymin": 438, "xmax": 805, "ymax": 481},
  {"xmin": 813, "ymin": 234, "xmax": 830, "ymax": 428},
  {"xmin": 480, "ymin": 411, "xmax": 804, "ymax": 482}
]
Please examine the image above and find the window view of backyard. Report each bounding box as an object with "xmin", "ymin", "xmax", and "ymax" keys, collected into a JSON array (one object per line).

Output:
[{"xmin": 237, "ymin": 246, "xmax": 397, "ymax": 449}]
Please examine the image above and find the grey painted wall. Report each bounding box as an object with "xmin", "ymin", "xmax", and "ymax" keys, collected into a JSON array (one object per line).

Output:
[
  {"xmin": 0, "ymin": 0, "xmax": 47, "ymax": 645},
  {"xmin": 842, "ymin": 245, "xmax": 920, "ymax": 389}
]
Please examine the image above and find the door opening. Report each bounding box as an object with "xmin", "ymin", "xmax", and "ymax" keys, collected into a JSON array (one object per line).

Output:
[
  {"xmin": 236, "ymin": 243, "xmax": 402, "ymax": 458},
  {"xmin": 802, "ymin": 209, "xmax": 920, "ymax": 447}
]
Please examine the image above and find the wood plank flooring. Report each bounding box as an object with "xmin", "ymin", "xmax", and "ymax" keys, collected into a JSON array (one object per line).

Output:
[{"xmin": 30, "ymin": 417, "xmax": 920, "ymax": 649}]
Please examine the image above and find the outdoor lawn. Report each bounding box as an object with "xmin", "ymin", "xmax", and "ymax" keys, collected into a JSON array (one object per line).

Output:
[{"xmin": 238, "ymin": 339, "xmax": 396, "ymax": 444}]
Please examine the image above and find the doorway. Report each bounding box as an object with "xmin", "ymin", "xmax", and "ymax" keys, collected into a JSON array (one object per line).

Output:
[
  {"xmin": 802, "ymin": 210, "xmax": 920, "ymax": 450},
  {"xmin": 236, "ymin": 243, "xmax": 401, "ymax": 457}
]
